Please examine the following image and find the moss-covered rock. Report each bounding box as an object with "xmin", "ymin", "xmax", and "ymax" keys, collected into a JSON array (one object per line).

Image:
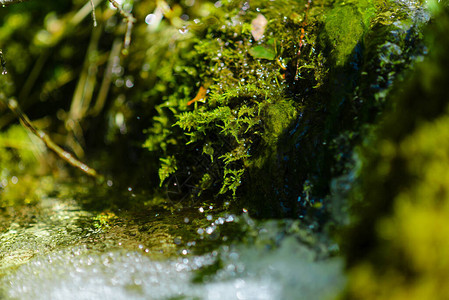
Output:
[
  {"xmin": 143, "ymin": 0, "xmax": 319, "ymax": 208},
  {"xmin": 136, "ymin": 0, "xmax": 431, "ymax": 222},
  {"xmin": 0, "ymin": 0, "xmax": 431, "ymax": 224},
  {"xmin": 343, "ymin": 2, "xmax": 449, "ymax": 298}
]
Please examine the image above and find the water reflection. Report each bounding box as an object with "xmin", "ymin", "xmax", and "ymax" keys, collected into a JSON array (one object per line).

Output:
[{"xmin": 0, "ymin": 197, "xmax": 97, "ymax": 273}]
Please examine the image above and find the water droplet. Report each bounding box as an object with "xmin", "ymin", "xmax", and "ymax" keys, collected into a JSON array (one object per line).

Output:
[
  {"xmin": 109, "ymin": 0, "xmax": 124, "ymax": 9},
  {"xmin": 1, "ymin": 178, "xmax": 8, "ymax": 187},
  {"xmin": 179, "ymin": 26, "xmax": 189, "ymax": 34},
  {"xmin": 145, "ymin": 13, "xmax": 155, "ymax": 25},
  {"xmin": 125, "ymin": 77, "xmax": 134, "ymax": 88},
  {"xmin": 112, "ymin": 64, "xmax": 123, "ymax": 76},
  {"xmin": 114, "ymin": 78, "xmax": 124, "ymax": 87}
]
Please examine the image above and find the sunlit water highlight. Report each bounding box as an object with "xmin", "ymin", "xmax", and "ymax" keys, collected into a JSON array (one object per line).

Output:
[
  {"xmin": 1, "ymin": 238, "xmax": 344, "ymax": 300},
  {"xmin": 0, "ymin": 189, "xmax": 344, "ymax": 300}
]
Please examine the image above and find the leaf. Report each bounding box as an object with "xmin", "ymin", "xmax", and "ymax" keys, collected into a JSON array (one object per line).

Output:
[
  {"xmin": 158, "ymin": 156, "xmax": 178, "ymax": 186},
  {"xmin": 248, "ymin": 46, "xmax": 276, "ymax": 60}
]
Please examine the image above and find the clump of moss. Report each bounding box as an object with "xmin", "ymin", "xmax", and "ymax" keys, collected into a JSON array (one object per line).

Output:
[
  {"xmin": 140, "ymin": 0, "xmax": 431, "ymax": 222},
  {"xmin": 143, "ymin": 0, "xmax": 322, "ymax": 204},
  {"xmin": 343, "ymin": 2, "xmax": 449, "ymax": 298},
  {"xmin": 0, "ymin": 0, "xmax": 430, "ymax": 225},
  {"xmin": 323, "ymin": 0, "xmax": 375, "ymax": 67}
]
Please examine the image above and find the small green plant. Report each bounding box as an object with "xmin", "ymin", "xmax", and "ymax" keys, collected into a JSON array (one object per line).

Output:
[{"xmin": 143, "ymin": 0, "xmax": 326, "ymax": 203}]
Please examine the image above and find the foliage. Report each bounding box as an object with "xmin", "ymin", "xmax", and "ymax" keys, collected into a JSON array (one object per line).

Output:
[
  {"xmin": 143, "ymin": 0, "xmax": 316, "ymax": 203},
  {"xmin": 0, "ymin": 0, "xmax": 431, "ymax": 219},
  {"xmin": 142, "ymin": 0, "xmax": 415, "ymax": 212}
]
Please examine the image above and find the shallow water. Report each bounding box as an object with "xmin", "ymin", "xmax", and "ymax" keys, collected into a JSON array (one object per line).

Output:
[
  {"xmin": 0, "ymin": 196, "xmax": 98, "ymax": 273},
  {"xmin": 0, "ymin": 190, "xmax": 344, "ymax": 300},
  {"xmin": 1, "ymin": 237, "xmax": 344, "ymax": 300}
]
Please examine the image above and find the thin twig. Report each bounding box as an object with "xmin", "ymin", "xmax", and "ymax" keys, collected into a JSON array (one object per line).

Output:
[
  {"xmin": 90, "ymin": 0, "xmax": 97, "ymax": 27},
  {"xmin": 108, "ymin": 0, "xmax": 136, "ymax": 51},
  {"xmin": 3, "ymin": 96, "xmax": 100, "ymax": 178},
  {"xmin": 91, "ymin": 38, "xmax": 122, "ymax": 116}
]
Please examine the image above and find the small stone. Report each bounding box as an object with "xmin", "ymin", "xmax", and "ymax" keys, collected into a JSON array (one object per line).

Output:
[{"xmin": 251, "ymin": 14, "xmax": 268, "ymax": 41}]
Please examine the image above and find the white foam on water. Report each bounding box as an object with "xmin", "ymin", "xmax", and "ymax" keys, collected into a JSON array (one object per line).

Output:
[{"xmin": 1, "ymin": 236, "xmax": 344, "ymax": 300}]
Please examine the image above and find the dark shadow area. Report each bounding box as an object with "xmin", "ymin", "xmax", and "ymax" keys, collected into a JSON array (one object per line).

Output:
[{"xmin": 240, "ymin": 5, "xmax": 427, "ymax": 231}]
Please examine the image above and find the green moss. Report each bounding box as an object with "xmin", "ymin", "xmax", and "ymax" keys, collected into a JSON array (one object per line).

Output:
[
  {"xmin": 136, "ymin": 0, "xmax": 431, "ymax": 223},
  {"xmin": 142, "ymin": 0, "xmax": 313, "ymax": 203},
  {"xmin": 92, "ymin": 211, "xmax": 118, "ymax": 230},
  {"xmin": 346, "ymin": 116, "xmax": 449, "ymax": 299},
  {"xmin": 263, "ymin": 100, "xmax": 298, "ymax": 146},
  {"xmin": 324, "ymin": 1, "xmax": 373, "ymax": 67},
  {"xmin": 0, "ymin": 125, "xmax": 43, "ymax": 208},
  {"xmin": 248, "ymin": 45, "xmax": 276, "ymax": 60},
  {"xmin": 0, "ymin": 0, "xmax": 431, "ymax": 225},
  {"xmin": 343, "ymin": 3, "xmax": 449, "ymax": 299},
  {"xmin": 158, "ymin": 155, "xmax": 178, "ymax": 186}
]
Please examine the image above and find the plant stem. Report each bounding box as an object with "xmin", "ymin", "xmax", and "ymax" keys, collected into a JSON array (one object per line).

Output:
[{"xmin": 1, "ymin": 95, "xmax": 100, "ymax": 179}]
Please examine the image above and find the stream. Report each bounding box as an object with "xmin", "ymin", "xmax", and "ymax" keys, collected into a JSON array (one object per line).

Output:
[{"xmin": 0, "ymin": 180, "xmax": 344, "ymax": 300}]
